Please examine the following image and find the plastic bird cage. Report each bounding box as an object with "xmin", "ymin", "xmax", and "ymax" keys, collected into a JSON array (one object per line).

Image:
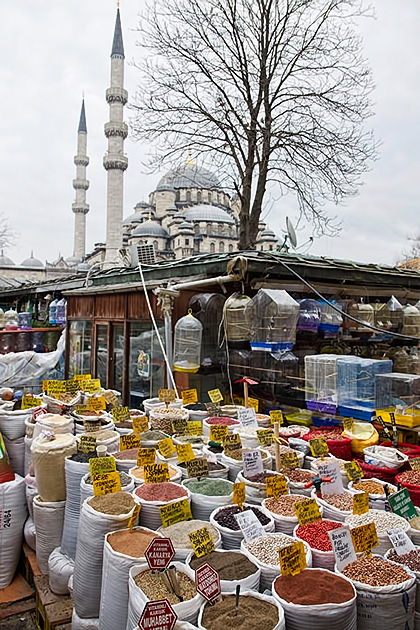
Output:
[
  {"xmin": 402, "ymin": 304, "xmax": 420, "ymax": 337},
  {"xmin": 375, "ymin": 372, "xmax": 420, "ymax": 428},
  {"xmin": 318, "ymin": 300, "xmax": 343, "ymax": 337},
  {"xmin": 387, "ymin": 296, "xmax": 404, "ymax": 332},
  {"xmin": 345, "ymin": 300, "xmax": 375, "ymax": 333},
  {"xmin": 189, "ymin": 293, "xmax": 225, "ymax": 369},
  {"xmin": 372, "ymin": 303, "xmax": 392, "ymax": 331},
  {"xmin": 337, "ymin": 356, "xmax": 393, "ymax": 421},
  {"xmin": 172, "ymin": 310, "xmax": 203, "ymax": 373},
  {"xmin": 304, "ymin": 354, "xmax": 341, "ymax": 413},
  {"xmin": 223, "ymin": 293, "xmax": 251, "ymax": 344},
  {"xmin": 297, "ymin": 299, "xmax": 321, "ymax": 332},
  {"xmin": 244, "ymin": 289, "xmax": 299, "ymax": 352}
]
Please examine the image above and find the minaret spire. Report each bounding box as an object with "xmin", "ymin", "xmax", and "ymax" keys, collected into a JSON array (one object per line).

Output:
[
  {"xmin": 71, "ymin": 98, "xmax": 90, "ymax": 261},
  {"xmin": 103, "ymin": 8, "xmax": 128, "ymax": 268}
]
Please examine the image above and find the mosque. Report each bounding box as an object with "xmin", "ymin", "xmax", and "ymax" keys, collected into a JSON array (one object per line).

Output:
[{"xmin": 0, "ymin": 8, "xmax": 279, "ymax": 282}]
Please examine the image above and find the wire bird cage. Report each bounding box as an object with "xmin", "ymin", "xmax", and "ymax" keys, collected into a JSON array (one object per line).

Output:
[
  {"xmin": 337, "ymin": 356, "xmax": 393, "ymax": 421},
  {"xmin": 402, "ymin": 304, "xmax": 420, "ymax": 337},
  {"xmin": 244, "ymin": 289, "xmax": 299, "ymax": 352},
  {"xmin": 223, "ymin": 293, "xmax": 251, "ymax": 345},
  {"xmin": 318, "ymin": 300, "xmax": 343, "ymax": 338},
  {"xmin": 304, "ymin": 354, "xmax": 341, "ymax": 414},
  {"xmin": 189, "ymin": 293, "xmax": 225, "ymax": 369},
  {"xmin": 387, "ymin": 296, "xmax": 404, "ymax": 332},
  {"xmin": 345, "ymin": 300, "xmax": 375, "ymax": 333},
  {"xmin": 375, "ymin": 372, "xmax": 420, "ymax": 428},
  {"xmin": 296, "ymin": 299, "xmax": 321, "ymax": 333},
  {"xmin": 371, "ymin": 303, "xmax": 392, "ymax": 331},
  {"xmin": 172, "ymin": 310, "xmax": 203, "ymax": 374}
]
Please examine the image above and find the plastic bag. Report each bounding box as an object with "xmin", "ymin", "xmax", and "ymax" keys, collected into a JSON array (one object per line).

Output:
[
  {"xmin": 71, "ymin": 609, "xmax": 99, "ymax": 630},
  {"xmin": 0, "ymin": 407, "xmax": 32, "ymax": 439},
  {"xmin": 48, "ymin": 546, "xmax": 74, "ymax": 595},
  {"xmin": 33, "ymin": 496, "xmax": 65, "ymax": 574}
]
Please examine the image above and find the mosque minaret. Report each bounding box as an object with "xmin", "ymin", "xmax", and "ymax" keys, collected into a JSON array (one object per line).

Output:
[{"xmin": 71, "ymin": 99, "xmax": 89, "ymax": 262}]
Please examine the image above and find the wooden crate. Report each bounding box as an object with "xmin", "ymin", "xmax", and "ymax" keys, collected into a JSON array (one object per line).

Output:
[{"xmin": 34, "ymin": 575, "xmax": 72, "ymax": 630}]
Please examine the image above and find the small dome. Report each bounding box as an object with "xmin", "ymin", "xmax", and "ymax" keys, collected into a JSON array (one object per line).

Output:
[
  {"xmin": 184, "ymin": 205, "xmax": 235, "ymax": 224},
  {"xmin": 66, "ymin": 255, "xmax": 81, "ymax": 265},
  {"xmin": 179, "ymin": 221, "xmax": 194, "ymax": 232},
  {"xmin": 261, "ymin": 228, "xmax": 277, "ymax": 238},
  {"xmin": 132, "ymin": 222, "xmax": 169, "ymax": 238},
  {"xmin": 123, "ymin": 211, "xmax": 144, "ymax": 226},
  {"xmin": 0, "ymin": 251, "xmax": 15, "ymax": 267},
  {"xmin": 21, "ymin": 252, "xmax": 44, "ymax": 268},
  {"xmin": 77, "ymin": 262, "xmax": 91, "ymax": 272},
  {"xmin": 134, "ymin": 201, "xmax": 150, "ymax": 209},
  {"xmin": 157, "ymin": 164, "xmax": 221, "ymax": 191}
]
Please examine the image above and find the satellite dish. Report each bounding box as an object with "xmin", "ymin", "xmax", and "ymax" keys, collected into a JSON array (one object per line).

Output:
[{"xmin": 286, "ymin": 217, "xmax": 298, "ymax": 249}]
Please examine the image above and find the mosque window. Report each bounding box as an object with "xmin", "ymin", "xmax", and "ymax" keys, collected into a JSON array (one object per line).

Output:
[
  {"xmin": 176, "ymin": 191, "xmax": 180, "ymax": 201},
  {"xmin": 219, "ymin": 241, "xmax": 225, "ymax": 253},
  {"xmin": 210, "ymin": 242, "xmax": 215, "ymax": 253},
  {"xmin": 186, "ymin": 190, "xmax": 191, "ymax": 202},
  {"xmin": 194, "ymin": 224, "xmax": 200, "ymax": 235},
  {"xmin": 185, "ymin": 238, "xmax": 190, "ymax": 246},
  {"xmin": 218, "ymin": 223, "xmax": 223, "ymax": 235},
  {"xmin": 206, "ymin": 224, "xmax": 212, "ymax": 236},
  {"xmin": 208, "ymin": 192, "xmax": 212, "ymax": 203},
  {"xmin": 197, "ymin": 191, "xmax": 202, "ymax": 203},
  {"xmin": 229, "ymin": 244, "xmax": 233, "ymax": 252},
  {"xmin": 269, "ymin": 245, "xmax": 273, "ymax": 251},
  {"xmin": 153, "ymin": 240, "xmax": 158, "ymax": 250}
]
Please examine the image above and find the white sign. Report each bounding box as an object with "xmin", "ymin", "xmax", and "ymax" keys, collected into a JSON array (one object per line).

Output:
[
  {"xmin": 318, "ymin": 460, "xmax": 343, "ymax": 495},
  {"xmin": 234, "ymin": 509, "xmax": 266, "ymax": 542},
  {"xmin": 328, "ymin": 526, "xmax": 357, "ymax": 571},
  {"xmin": 238, "ymin": 407, "xmax": 258, "ymax": 428},
  {"xmin": 387, "ymin": 527, "xmax": 415, "ymax": 556},
  {"xmin": 242, "ymin": 450, "xmax": 264, "ymax": 478}
]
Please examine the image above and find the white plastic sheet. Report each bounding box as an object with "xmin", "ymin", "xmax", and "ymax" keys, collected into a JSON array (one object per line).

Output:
[
  {"xmin": 71, "ymin": 609, "xmax": 99, "ymax": 630},
  {"xmin": 0, "ymin": 474, "xmax": 27, "ymax": 588},
  {"xmin": 0, "ymin": 407, "xmax": 32, "ymax": 439},
  {"xmin": 33, "ymin": 496, "xmax": 65, "ymax": 574}
]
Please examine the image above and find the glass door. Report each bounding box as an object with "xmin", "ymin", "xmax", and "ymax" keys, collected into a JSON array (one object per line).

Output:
[{"xmin": 95, "ymin": 324, "xmax": 109, "ymax": 388}]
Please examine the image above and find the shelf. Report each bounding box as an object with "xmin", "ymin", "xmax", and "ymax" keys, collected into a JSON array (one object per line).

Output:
[{"xmin": 0, "ymin": 327, "xmax": 64, "ymax": 334}]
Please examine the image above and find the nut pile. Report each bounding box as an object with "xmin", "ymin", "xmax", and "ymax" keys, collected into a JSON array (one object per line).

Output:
[
  {"xmin": 243, "ymin": 533, "xmax": 299, "ymax": 566},
  {"xmin": 409, "ymin": 516, "xmax": 420, "ymax": 531},
  {"xmin": 150, "ymin": 408, "xmax": 187, "ymax": 433},
  {"xmin": 296, "ymin": 520, "xmax": 342, "ymax": 551},
  {"xmin": 346, "ymin": 509, "xmax": 411, "ymax": 535},
  {"xmin": 306, "ymin": 429, "xmax": 348, "ymax": 441},
  {"xmin": 342, "ymin": 556, "xmax": 411, "ymax": 586},
  {"xmin": 264, "ymin": 495, "xmax": 308, "ymax": 517},
  {"xmin": 387, "ymin": 548, "xmax": 420, "ymax": 572},
  {"xmin": 352, "ymin": 480, "xmax": 385, "ymax": 495},
  {"xmin": 284, "ymin": 469, "xmax": 313, "ymax": 483},
  {"xmin": 320, "ymin": 493, "xmax": 353, "ymax": 511},
  {"xmin": 398, "ymin": 470, "xmax": 420, "ymax": 486}
]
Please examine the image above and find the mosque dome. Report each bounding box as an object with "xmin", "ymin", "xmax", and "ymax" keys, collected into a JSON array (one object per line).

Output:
[
  {"xmin": 66, "ymin": 255, "xmax": 82, "ymax": 265},
  {"xmin": 184, "ymin": 205, "xmax": 235, "ymax": 224},
  {"xmin": 157, "ymin": 164, "xmax": 221, "ymax": 191},
  {"xmin": 21, "ymin": 253, "xmax": 44, "ymax": 268},
  {"xmin": 0, "ymin": 251, "xmax": 15, "ymax": 267},
  {"xmin": 132, "ymin": 222, "xmax": 169, "ymax": 238}
]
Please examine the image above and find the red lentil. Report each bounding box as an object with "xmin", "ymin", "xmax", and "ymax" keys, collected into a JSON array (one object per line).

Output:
[
  {"xmin": 206, "ymin": 417, "xmax": 240, "ymax": 426},
  {"xmin": 135, "ymin": 482, "xmax": 188, "ymax": 502},
  {"xmin": 296, "ymin": 520, "xmax": 342, "ymax": 551}
]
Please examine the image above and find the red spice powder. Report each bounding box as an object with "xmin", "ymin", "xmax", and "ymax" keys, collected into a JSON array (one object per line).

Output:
[
  {"xmin": 206, "ymin": 417, "xmax": 240, "ymax": 426},
  {"xmin": 274, "ymin": 569, "xmax": 355, "ymax": 605},
  {"xmin": 296, "ymin": 520, "xmax": 342, "ymax": 551},
  {"xmin": 135, "ymin": 482, "xmax": 188, "ymax": 502}
]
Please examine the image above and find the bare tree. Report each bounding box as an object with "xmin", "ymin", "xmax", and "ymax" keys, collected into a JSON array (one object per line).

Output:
[
  {"xmin": 0, "ymin": 212, "xmax": 17, "ymax": 252},
  {"xmin": 131, "ymin": 0, "xmax": 377, "ymax": 250}
]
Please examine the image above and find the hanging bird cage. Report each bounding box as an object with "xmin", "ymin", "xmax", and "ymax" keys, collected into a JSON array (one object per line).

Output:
[
  {"xmin": 189, "ymin": 293, "xmax": 225, "ymax": 368},
  {"xmin": 371, "ymin": 303, "xmax": 392, "ymax": 331},
  {"xmin": 244, "ymin": 289, "xmax": 299, "ymax": 352},
  {"xmin": 337, "ymin": 356, "xmax": 393, "ymax": 421},
  {"xmin": 387, "ymin": 296, "xmax": 404, "ymax": 332},
  {"xmin": 402, "ymin": 304, "xmax": 420, "ymax": 337},
  {"xmin": 223, "ymin": 293, "xmax": 251, "ymax": 344},
  {"xmin": 296, "ymin": 299, "xmax": 321, "ymax": 332},
  {"xmin": 269, "ymin": 350, "xmax": 300, "ymax": 399},
  {"xmin": 172, "ymin": 309, "xmax": 203, "ymax": 374},
  {"xmin": 318, "ymin": 300, "xmax": 343, "ymax": 337},
  {"xmin": 346, "ymin": 299, "xmax": 375, "ymax": 333}
]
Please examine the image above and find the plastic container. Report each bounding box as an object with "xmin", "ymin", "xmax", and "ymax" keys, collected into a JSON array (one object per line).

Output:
[
  {"xmin": 173, "ymin": 310, "xmax": 203, "ymax": 374},
  {"xmin": 305, "ymin": 354, "xmax": 340, "ymax": 413}
]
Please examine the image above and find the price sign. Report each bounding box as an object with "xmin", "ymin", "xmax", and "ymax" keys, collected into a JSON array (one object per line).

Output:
[
  {"xmin": 46, "ymin": 380, "xmax": 66, "ymax": 395},
  {"xmin": 185, "ymin": 421, "xmax": 202, "ymax": 436},
  {"xmin": 127, "ymin": 505, "xmax": 141, "ymax": 533},
  {"xmin": 222, "ymin": 433, "xmax": 242, "ymax": 452},
  {"xmin": 145, "ymin": 538, "xmax": 175, "ymax": 570},
  {"xmin": 238, "ymin": 407, "xmax": 258, "ymax": 428},
  {"xmin": 389, "ymin": 488, "xmax": 418, "ymax": 520},
  {"xmin": 309, "ymin": 438, "xmax": 329, "ymax": 458},
  {"xmin": 188, "ymin": 527, "xmax": 216, "ymax": 558},
  {"xmin": 242, "ymin": 450, "xmax": 264, "ymax": 478},
  {"xmin": 171, "ymin": 417, "xmax": 188, "ymax": 434},
  {"xmin": 157, "ymin": 437, "xmax": 176, "ymax": 459},
  {"xmin": 132, "ymin": 415, "xmax": 149, "ymax": 434},
  {"xmin": 159, "ymin": 498, "xmax": 193, "ymax": 528},
  {"xmin": 88, "ymin": 396, "xmax": 107, "ymax": 412},
  {"xmin": 139, "ymin": 600, "xmax": 177, "ymax": 630},
  {"xmin": 83, "ymin": 379, "xmax": 102, "ymax": 393},
  {"xmin": 279, "ymin": 541, "xmax": 307, "ymax": 577},
  {"xmin": 176, "ymin": 443, "xmax": 195, "ymax": 464},
  {"xmin": 410, "ymin": 458, "xmax": 420, "ymax": 471},
  {"xmin": 181, "ymin": 389, "xmax": 198, "ymax": 405},
  {"xmin": 78, "ymin": 435, "xmax": 97, "ymax": 454},
  {"xmin": 144, "ymin": 463, "xmax": 170, "ymax": 484},
  {"xmin": 103, "ymin": 390, "xmax": 118, "ymax": 407},
  {"xmin": 205, "ymin": 402, "xmax": 222, "ymax": 416},
  {"xmin": 351, "ymin": 521, "xmax": 378, "ymax": 555},
  {"xmin": 270, "ymin": 410, "xmax": 284, "ymax": 425},
  {"xmin": 89, "ymin": 456, "xmax": 116, "ymax": 476},
  {"xmin": 375, "ymin": 414, "xmax": 393, "ymax": 441},
  {"xmin": 344, "ymin": 460, "xmax": 364, "ymax": 482},
  {"xmin": 92, "ymin": 471, "xmax": 121, "ymax": 496},
  {"xmin": 280, "ymin": 452, "xmax": 300, "ymax": 470},
  {"xmin": 75, "ymin": 405, "xmax": 90, "ymax": 415},
  {"xmin": 233, "ymin": 481, "xmax": 246, "ymax": 509},
  {"xmin": 83, "ymin": 420, "xmax": 101, "ymax": 433},
  {"xmin": 328, "ymin": 527, "xmax": 357, "ymax": 571},
  {"xmin": 158, "ymin": 388, "xmax": 177, "ymax": 403},
  {"xmin": 195, "ymin": 564, "xmax": 221, "ymax": 603},
  {"xmin": 137, "ymin": 448, "xmax": 156, "ymax": 467},
  {"xmin": 248, "ymin": 397, "xmax": 259, "ymax": 412},
  {"xmin": 73, "ymin": 373, "xmax": 91, "ymax": 383},
  {"xmin": 342, "ymin": 417, "xmax": 355, "ymax": 433},
  {"xmin": 266, "ymin": 474, "xmax": 288, "ymax": 498},
  {"xmin": 120, "ymin": 434, "xmax": 141, "ymax": 451},
  {"xmin": 210, "ymin": 425, "xmax": 228, "ymax": 442},
  {"xmin": 112, "ymin": 407, "xmax": 131, "ymax": 423},
  {"xmin": 257, "ymin": 429, "xmax": 274, "ymax": 447},
  {"xmin": 207, "ymin": 388, "xmax": 223, "ymax": 403},
  {"xmin": 294, "ymin": 498, "xmax": 322, "ymax": 526},
  {"xmin": 387, "ymin": 527, "xmax": 416, "ymax": 556},
  {"xmin": 235, "ymin": 508, "xmax": 266, "ymax": 542},
  {"xmin": 317, "ymin": 460, "xmax": 343, "ymax": 495},
  {"xmin": 21, "ymin": 396, "xmax": 42, "ymax": 409},
  {"xmin": 33, "ymin": 406, "xmax": 47, "ymax": 420},
  {"xmin": 65, "ymin": 380, "xmax": 80, "ymax": 395},
  {"xmin": 353, "ymin": 492, "xmax": 370, "ymax": 515},
  {"xmin": 186, "ymin": 457, "xmax": 209, "ymax": 479}
]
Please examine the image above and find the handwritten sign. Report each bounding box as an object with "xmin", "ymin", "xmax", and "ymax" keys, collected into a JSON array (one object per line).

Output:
[
  {"xmin": 410, "ymin": 458, "xmax": 420, "ymax": 471},
  {"xmin": 103, "ymin": 390, "xmax": 118, "ymax": 407},
  {"xmin": 309, "ymin": 438, "xmax": 329, "ymax": 458},
  {"xmin": 317, "ymin": 459, "xmax": 343, "ymax": 495},
  {"xmin": 222, "ymin": 433, "xmax": 242, "ymax": 452},
  {"xmin": 83, "ymin": 379, "xmax": 102, "ymax": 393},
  {"xmin": 176, "ymin": 443, "xmax": 195, "ymax": 464},
  {"xmin": 235, "ymin": 509, "xmax": 266, "ymax": 542},
  {"xmin": 279, "ymin": 541, "xmax": 307, "ymax": 576},
  {"xmin": 171, "ymin": 417, "xmax": 188, "ymax": 434},
  {"xmin": 88, "ymin": 396, "xmax": 107, "ymax": 412},
  {"xmin": 387, "ymin": 527, "xmax": 416, "ymax": 556},
  {"xmin": 89, "ymin": 456, "xmax": 116, "ymax": 476},
  {"xmin": 127, "ymin": 505, "xmax": 141, "ymax": 533},
  {"xmin": 158, "ymin": 437, "xmax": 176, "ymax": 459},
  {"xmin": 73, "ymin": 374, "xmax": 91, "ymax": 383},
  {"xmin": 158, "ymin": 388, "xmax": 176, "ymax": 403},
  {"xmin": 205, "ymin": 402, "xmax": 222, "ymax": 416},
  {"xmin": 181, "ymin": 389, "xmax": 198, "ymax": 405},
  {"xmin": 137, "ymin": 448, "xmax": 156, "ymax": 467},
  {"xmin": 120, "ymin": 434, "xmax": 142, "ymax": 451},
  {"xmin": 353, "ymin": 492, "xmax": 370, "ymax": 515},
  {"xmin": 233, "ymin": 481, "xmax": 246, "ymax": 509},
  {"xmin": 186, "ymin": 458, "xmax": 209, "ymax": 479},
  {"xmin": 266, "ymin": 474, "xmax": 288, "ymax": 498},
  {"xmin": 248, "ymin": 397, "xmax": 259, "ymax": 412},
  {"xmin": 83, "ymin": 420, "xmax": 101, "ymax": 433},
  {"xmin": 350, "ymin": 521, "xmax": 378, "ymax": 555},
  {"xmin": 112, "ymin": 407, "xmax": 131, "ymax": 423},
  {"xmin": 92, "ymin": 471, "xmax": 121, "ymax": 496},
  {"xmin": 210, "ymin": 425, "xmax": 228, "ymax": 442},
  {"xmin": 280, "ymin": 452, "xmax": 300, "ymax": 470},
  {"xmin": 188, "ymin": 527, "xmax": 215, "ymax": 558},
  {"xmin": 159, "ymin": 498, "xmax": 193, "ymax": 528},
  {"xmin": 242, "ymin": 450, "xmax": 264, "ymax": 478},
  {"xmin": 185, "ymin": 421, "xmax": 202, "ymax": 436},
  {"xmin": 269, "ymin": 410, "xmax": 283, "ymax": 425},
  {"xmin": 21, "ymin": 396, "xmax": 42, "ymax": 409},
  {"xmin": 78, "ymin": 435, "xmax": 97, "ymax": 454},
  {"xmin": 46, "ymin": 380, "xmax": 66, "ymax": 395},
  {"xmin": 75, "ymin": 405, "xmax": 91, "ymax": 415},
  {"xmin": 207, "ymin": 388, "xmax": 223, "ymax": 403},
  {"xmin": 144, "ymin": 463, "xmax": 170, "ymax": 484},
  {"xmin": 328, "ymin": 527, "xmax": 357, "ymax": 571},
  {"xmin": 238, "ymin": 407, "xmax": 258, "ymax": 428},
  {"xmin": 294, "ymin": 498, "xmax": 322, "ymax": 526},
  {"xmin": 133, "ymin": 415, "xmax": 149, "ymax": 434},
  {"xmin": 342, "ymin": 417, "xmax": 355, "ymax": 433},
  {"xmin": 344, "ymin": 460, "xmax": 364, "ymax": 482},
  {"xmin": 257, "ymin": 429, "xmax": 274, "ymax": 447}
]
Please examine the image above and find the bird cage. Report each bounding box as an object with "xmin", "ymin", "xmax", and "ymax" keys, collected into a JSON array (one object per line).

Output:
[
  {"xmin": 337, "ymin": 356, "xmax": 393, "ymax": 421},
  {"xmin": 387, "ymin": 296, "xmax": 403, "ymax": 332},
  {"xmin": 4, "ymin": 309, "xmax": 18, "ymax": 329},
  {"xmin": 318, "ymin": 300, "xmax": 343, "ymax": 337},
  {"xmin": 172, "ymin": 310, "xmax": 203, "ymax": 373},
  {"xmin": 296, "ymin": 299, "xmax": 321, "ymax": 332},
  {"xmin": 402, "ymin": 304, "xmax": 420, "ymax": 337},
  {"xmin": 244, "ymin": 289, "xmax": 299, "ymax": 352},
  {"xmin": 269, "ymin": 350, "xmax": 300, "ymax": 399},
  {"xmin": 304, "ymin": 354, "xmax": 341, "ymax": 413},
  {"xmin": 392, "ymin": 347, "xmax": 410, "ymax": 373},
  {"xmin": 226, "ymin": 348, "xmax": 251, "ymax": 384},
  {"xmin": 375, "ymin": 372, "xmax": 420, "ymax": 427},
  {"xmin": 409, "ymin": 348, "xmax": 420, "ymax": 375},
  {"xmin": 223, "ymin": 293, "xmax": 251, "ymax": 344},
  {"xmin": 371, "ymin": 303, "xmax": 391, "ymax": 331},
  {"xmin": 189, "ymin": 293, "xmax": 225, "ymax": 369},
  {"xmin": 346, "ymin": 300, "xmax": 375, "ymax": 332}
]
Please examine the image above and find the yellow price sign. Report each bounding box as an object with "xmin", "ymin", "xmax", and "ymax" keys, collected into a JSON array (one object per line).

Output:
[
  {"xmin": 78, "ymin": 435, "xmax": 97, "ymax": 454},
  {"xmin": 210, "ymin": 425, "xmax": 229, "ymax": 443},
  {"xmin": 103, "ymin": 390, "xmax": 118, "ymax": 407},
  {"xmin": 266, "ymin": 474, "xmax": 288, "ymax": 498},
  {"xmin": 279, "ymin": 541, "xmax": 307, "ymax": 576},
  {"xmin": 181, "ymin": 389, "xmax": 198, "ymax": 405},
  {"xmin": 410, "ymin": 458, "xmax": 420, "ymax": 471},
  {"xmin": 73, "ymin": 373, "xmax": 92, "ymax": 382},
  {"xmin": 21, "ymin": 396, "xmax": 42, "ymax": 409},
  {"xmin": 188, "ymin": 526, "xmax": 216, "ymax": 558},
  {"xmin": 75, "ymin": 404, "xmax": 90, "ymax": 415},
  {"xmin": 309, "ymin": 438, "xmax": 329, "ymax": 458},
  {"xmin": 157, "ymin": 437, "xmax": 176, "ymax": 459},
  {"xmin": 351, "ymin": 521, "xmax": 378, "ymax": 555},
  {"xmin": 127, "ymin": 505, "xmax": 141, "ymax": 533},
  {"xmin": 294, "ymin": 498, "xmax": 322, "ymax": 526},
  {"xmin": 207, "ymin": 388, "xmax": 223, "ymax": 403},
  {"xmin": 344, "ymin": 461, "xmax": 364, "ymax": 482},
  {"xmin": 270, "ymin": 410, "xmax": 284, "ymax": 425},
  {"xmin": 46, "ymin": 380, "xmax": 66, "ymax": 395},
  {"xmin": 83, "ymin": 379, "xmax": 102, "ymax": 393},
  {"xmin": 257, "ymin": 429, "xmax": 274, "ymax": 447},
  {"xmin": 144, "ymin": 463, "xmax": 170, "ymax": 484},
  {"xmin": 159, "ymin": 498, "xmax": 193, "ymax": 528},
  {"xmin": 158, "ymin": 388, "xmax": 177, "ymax": 403},
  {"xmin": 120, "ymin": 434, "xmax": 142, "ymax": 451},
  {"xmin": 353, "ymin": 492, "xmax": 370, "ymax": 515},
  {"xmin": 185, "ymin": 421, "xmax": 202, "ymax": 436},
  {"xmin": 222, "ymin": 433, "xmax": 242, "ymax": 452},
  {"xmin": 280, "ymin": 452, "xmax": 300, "ymax": 470},
  {"xmin": 89, "ymin": 456, "xmax": 117, "ymax": 476},
  {"xmin": 137, "ymin": 448, "xmax": 156, "ymax": 467},
  {"xmin": 92, "ymin": 471, "xmax": 121, "ymax": 496},
  {"xmin": 171, "ymin": 417, "xmax": 188, "ymax": 434},
  {"xmin": 248, "ymin": 397, "xmax": 259, "ymax": 412},
  {"xmin": 176, "ymin": 443, "xmax": 195, "ymax": 464},
  {"xmin": 112, "ymin": 406, "xmax": 131, "ymax": 423},
  {"xmin": 132, "ymin": 415, "xmax": 149, "ymax": 434},
  {"xmin": 233, "ymin": 481, "xmax": 246, "ymax": 509},
  {"xmin": 342, "ymin": 417, "xmax": 355, "ymax": 433},
  {"xmin": 185, "ymin": 458, "xmax": 209, "ymax": 479},
  {"xmin": 88, "ymin": 396, "xmax": 107, "ymax": 412}
]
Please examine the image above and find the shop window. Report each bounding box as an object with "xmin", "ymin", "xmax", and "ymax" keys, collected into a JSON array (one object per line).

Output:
[
  {"xmin": 68, "ymin": 321, "xmax": 92, "ymax": 378},
  {"xmin": 112, "ymin": 324, "xmax": 124, "ymax": 391},
  {"xmin": 129, "ymin": 322, "xmax": 165, "ymax": 405},
  {"xmin": 95, "ymin": 324, "xmax": 108, "ymax": 387}
]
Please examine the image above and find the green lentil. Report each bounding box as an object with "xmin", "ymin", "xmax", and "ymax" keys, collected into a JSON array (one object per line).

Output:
[
  {"xmin": 133, "ymin": 569, "xmax": 197, "ymax": 604},
  {"xmin": 184, "ymin": 478, "xmax": 233, "ymax": 496}
]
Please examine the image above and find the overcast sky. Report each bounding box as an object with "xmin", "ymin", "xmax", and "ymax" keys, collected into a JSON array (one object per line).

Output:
[{"xmin": 0, "ymin": 0, "xmax": 419, "ymax": 267}]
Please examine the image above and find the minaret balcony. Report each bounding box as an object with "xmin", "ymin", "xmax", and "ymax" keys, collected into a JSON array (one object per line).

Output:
[
  {"xmin": 73, "ymin": 178, "xmax": 90, "ymax": 191},
  {"xmin": 72, "ymin": 203, "xmax": 89, "ymax": 215},
  {"xmin": 103, "ymin": 153, "xmax": 128, "ymax": 171},
  {"xmin": 106, "ymin": 87, "xmax": 128, "ymax": 105},
  {"xmin": 104, "ymin": 121, "xmax": 128, "ymax": 139},
  {"xmin": 74, "ymin": 154, "xmax": 90, "ymax": 167}
]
